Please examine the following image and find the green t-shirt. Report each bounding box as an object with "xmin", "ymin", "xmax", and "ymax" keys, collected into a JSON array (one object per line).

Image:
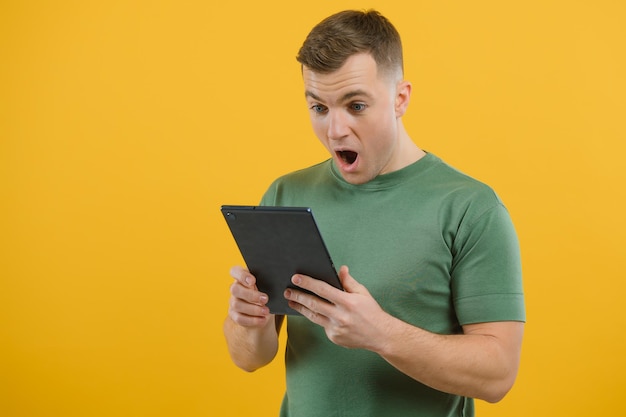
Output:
[{"xmin": 260, "ymin": 153, "xmax": 525, "ymax": 417}]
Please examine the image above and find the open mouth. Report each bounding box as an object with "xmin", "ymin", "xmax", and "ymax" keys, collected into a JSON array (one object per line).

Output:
[{"xmin": 337, "ymin": 150, "xmax": 358, "ymax": 165}]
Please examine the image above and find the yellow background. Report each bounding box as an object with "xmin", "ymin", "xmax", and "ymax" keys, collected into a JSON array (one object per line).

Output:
[{"xmin": 2, "ymin": 1, "xmax": 625, "ymax": 416}]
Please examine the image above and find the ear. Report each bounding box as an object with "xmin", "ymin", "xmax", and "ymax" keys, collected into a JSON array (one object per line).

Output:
[{"xmin": 394, "ymin": 80, "xmax": 412, "ymax": 118}]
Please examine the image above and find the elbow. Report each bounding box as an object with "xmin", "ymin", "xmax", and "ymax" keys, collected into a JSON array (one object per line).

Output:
[
  {"xmin": 232, "ymin": 358, "xmax": 263, "ymax": 373},
  {"xmin": 481, "ymin": 387, "xmax": 510, "ymax": 404},
  {"xmin": 478, "ymin": 372, "xmax": 518, "ymax": 403}
]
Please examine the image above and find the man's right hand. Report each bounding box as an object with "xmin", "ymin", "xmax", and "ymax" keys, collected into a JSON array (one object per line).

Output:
[
  {"xmin": 228, "ymin": 266, "xmax": 273, "ymax": 328},
  {"xmin": 224, "ymin": 266, "xmax": 282, "ymax": 371}
]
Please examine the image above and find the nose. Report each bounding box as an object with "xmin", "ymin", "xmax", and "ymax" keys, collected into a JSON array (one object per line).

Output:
[{"xmin": 326, "ymin": 110, "xmax": 350, "ymax": 141}]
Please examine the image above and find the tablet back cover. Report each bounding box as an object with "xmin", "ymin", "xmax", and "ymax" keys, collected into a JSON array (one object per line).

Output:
[{"xmin": 221, "ymin": 205, "xmax": 341, "ymax": 315}]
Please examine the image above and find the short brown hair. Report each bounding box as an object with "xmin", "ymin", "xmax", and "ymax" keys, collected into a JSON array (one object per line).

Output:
[{"xmin": 296, "ymin": 9, "xmax": 404, "ymax": 79}]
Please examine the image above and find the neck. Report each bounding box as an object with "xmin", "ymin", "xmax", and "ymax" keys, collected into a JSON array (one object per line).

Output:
[{"xmin": 397, "ymin": 122, "xmax": 426, "ymax": 167}]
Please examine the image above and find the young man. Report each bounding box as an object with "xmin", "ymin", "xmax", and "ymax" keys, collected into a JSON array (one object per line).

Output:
[{"xmin": 223, "ymin": 9, "xmax": 525, "ymax": 416}]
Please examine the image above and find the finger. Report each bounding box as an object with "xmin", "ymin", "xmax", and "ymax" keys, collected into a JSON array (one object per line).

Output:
[
  {"xmin": 337, "ymin": 265, "xmax": 368, "ymax": 294},
  {"xmin": 230, "ymin": 294, "xmax": 270, "ymax": 317},
  {"xmin": 230, "ymin": 281, "xmax": 268, "ymax": 305},
  {"xmin": 230, "ymin": 265, "xmax": 256, "ymax": 288},
  {"xmin": 284, "ymin": 286, "xmax": 333, "ymax": 319},
  {"xmin": 290, "ymin": 274, "xmax": 343, "ymax": 304},
  {"xmin": 286, "ymin": 296, "xmax": 329, "ymax": 327},
  {"xmin": 228, "ymin": 305, "xmax": 272, "ymax": 328}
]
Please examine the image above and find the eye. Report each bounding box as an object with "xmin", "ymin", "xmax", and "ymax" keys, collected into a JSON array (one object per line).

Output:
[
  {"xmin": 310, "ymin": 104, "xmax": 328, "ymax": 114},
  {"xmin": 350, "ymin": 102, "xmax": 367, "ymax": 112}
]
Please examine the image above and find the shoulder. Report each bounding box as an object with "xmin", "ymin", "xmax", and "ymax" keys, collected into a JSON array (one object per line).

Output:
[
  {"xmin": 268, "ymin": 159, "xmax": 333, "ymax": 191},
  {"xmin": 261, "ymin": 160, "xmax": 333, "ymax": 205},
  {"xmin": 426, "ymin": 155, "xmax": 504, "ymax": 211}
]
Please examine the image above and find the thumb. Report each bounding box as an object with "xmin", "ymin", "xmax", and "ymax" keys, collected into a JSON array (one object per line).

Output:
[{"xmin": 338, "ymin": 265, "xmax": 368, "ymax": 294}]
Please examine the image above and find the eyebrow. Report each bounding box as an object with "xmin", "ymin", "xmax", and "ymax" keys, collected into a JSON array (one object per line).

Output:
[{"xmin": 305, "ymin": 89, "xmax": 372, "ymax": 103}]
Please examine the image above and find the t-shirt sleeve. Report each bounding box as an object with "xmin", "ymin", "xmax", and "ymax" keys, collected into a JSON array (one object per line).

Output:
[{"xmin": 450, "ymin": 202, "xmax": 526, "ymax": 325}]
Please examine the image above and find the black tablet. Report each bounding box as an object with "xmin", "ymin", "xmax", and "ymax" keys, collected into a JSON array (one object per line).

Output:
[{"xmin": 221, "ymin": 205, "xmax": 342, "ymax": 315}]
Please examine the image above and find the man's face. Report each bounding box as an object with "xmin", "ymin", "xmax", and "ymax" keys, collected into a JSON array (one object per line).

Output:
[{"xmin": 303, "ymin": 53, "xmax": 408, "ymax": 185}]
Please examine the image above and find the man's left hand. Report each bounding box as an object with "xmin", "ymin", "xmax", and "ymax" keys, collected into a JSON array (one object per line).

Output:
[{"xmin": 284, "ymin": 265, "xmax": 392, "ymax": 350}]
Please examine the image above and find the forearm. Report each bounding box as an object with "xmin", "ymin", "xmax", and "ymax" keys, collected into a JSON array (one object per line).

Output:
[
  {"xmin": 223, "ymin": 315, "xmax": 283, "ymax": 372},
  {"xmin": 372, "ymin": 316, "xmax": 523, "ymax": 403}
]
